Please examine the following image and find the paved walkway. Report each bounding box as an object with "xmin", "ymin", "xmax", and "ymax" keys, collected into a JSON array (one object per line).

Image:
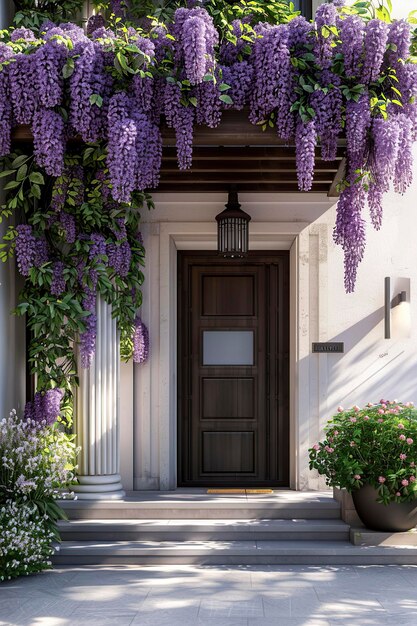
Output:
[{"xmin": 1, "ymin": 564, "xmax": 417, "ymax": 625}]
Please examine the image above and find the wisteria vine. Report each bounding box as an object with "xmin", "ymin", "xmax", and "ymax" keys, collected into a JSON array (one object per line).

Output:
[
  {"xmin": 0, "ymin": 146, "xmax": 151, "ymax": 423},
  {"xmin": 0, "ymin": 0, "xmax": 417, "ymax": 417}
]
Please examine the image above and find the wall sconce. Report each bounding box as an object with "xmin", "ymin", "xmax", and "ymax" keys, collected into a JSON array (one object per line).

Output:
[
  {"xmin": 385, "ymin": 277, "xmax": 410, "ymax": 339},
  {"xmin": 216, "ymin": 187, "xmax": 251, "ymax": 258}
]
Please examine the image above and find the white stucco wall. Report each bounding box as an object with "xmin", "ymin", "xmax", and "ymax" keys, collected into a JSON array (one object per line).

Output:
[
  {"xmin": 127, "ymin": 149, "xmax": 417, "ymax": 491},
  {"xmin": 300, "ymin": 145, "xmax": 417, "ymax": 488}
]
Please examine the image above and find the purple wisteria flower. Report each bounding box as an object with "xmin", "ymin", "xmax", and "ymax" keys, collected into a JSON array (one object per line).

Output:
[
  {"xmin": 9, "ymin": 53, "xmax": 37, "ymax": 125},
  {"xmin": 196, "ymin": 78, "xmax": 221, "ymax": 128},
  {"xmin": 69, "ymin": 40, "xmax": 96, "ymax": 140},
  {"xmin": 333, "ymin": 184, "xmax": 366, "ymax": 293},
  {"xmin": 310, "ymin": 70, "xmax": 343, "ymax": 161},
  {"xmin": 15, "ymin": 225, "xmax": 36, "ymax": 276},
  {"xmin": 183, "ymin": 16, "xmax": 207, "ymax": 84},
  {"xmin": 367, "ymin": 117, "xmax": 401, "ymax": 229},
  {"xmin": 50, "ymin": 261, "xmax": 66, "ymax": 296},
  {"xmin": 394, "ymin": 114, "xmax": 413, "ymax": 195},
  {"xmin": 164, "ymin": 81, "xmax": 194, "ymax": 169},
  {"xmin": 110, "ymin": 0, "xmax": 126, "ymax": 18},
  {"xmin": 32, "ymin": 108, "xmax": 65, "ymax": 177},
  {"xmin": 80, "ymin": 286, "xmax": 97, "ymax": 369},
  {"xmin": 361, "ymin": 19, "xmax": 389, "ymax": 84},
  {"xmin": 287, "ymin": 16, "xmax": 312, "ymax": 48},
  {"xmin": 340, "ymin": 15, "xmax": 365, "ymax": 78},
  {"xmin": 107, "ymin": 93, "xmax": 138, "ymax": 201},
  {"xmin": 89, "ymin": 233, "xmax": 107, "ymax": 260},
  {"xmin": 172, "ymin": 7, "xmax": 218, "ymax": 83},
  {"xmin": 131, "ymin": 109, "xmax": 162, "ymax": 190},
  {"xmin": 11, "ymin": 27, "xmax": 36, "ymax": 42},
  {"xmin": 87, "ymin": 14, "xmax": 106, "ymax": 36},
  {"xmin": 0, "ymin": 45, "xmax": 13, "ymax": 156},
  {"xmin": 24, "ymin": 388, "xmax": 64, "ymax": 425},
  {"xmin": 35, "ymin": 38, "xmax": 68, "ymax": 108},
  {"xmin": 59, "ymin": 212, "xmax": 76, "ymax": 243},
  {"xmin": 133, "ymin": 316, "xmax": 149, "ymax": 364},
  {"xmin": 220, "ymin": 62, "xmax": 253, "ymax": 111},
  {"xmin": 295, "ymin": 119, "xmax": 317, "ymax": 191},
  {"xmin": 386, "ymin": 20, "xmax": 411, "ymax": 68},
  {"xmin": 34, "ymin": 237, "xmax": 49, "ymax": 267},
  {"xmin": 219, "ymin": 19, "xmax": 249, "ymax": 65},
  {"xmin": 133, "ymin": 74, "xmax": 154, "ymax": 114},
  {"xmin": 314, "ymin": 2, "xmax": 337, "ymax": 69}
]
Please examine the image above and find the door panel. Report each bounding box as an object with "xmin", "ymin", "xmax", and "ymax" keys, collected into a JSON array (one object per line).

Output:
[{"xmin": 178, "ymin": 252, "xmax": 289, "ymax": 487}]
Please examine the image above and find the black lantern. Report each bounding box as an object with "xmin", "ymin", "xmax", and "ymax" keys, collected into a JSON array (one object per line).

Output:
[{"xmin": 216, "ymin": 188, "xmax": 251, "ymax": 258}]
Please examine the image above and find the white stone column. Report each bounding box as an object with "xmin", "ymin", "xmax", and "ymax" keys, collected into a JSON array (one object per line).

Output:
[{"xmin": 74, "ymin": 297, "xmax": 125, "ymax": 499}]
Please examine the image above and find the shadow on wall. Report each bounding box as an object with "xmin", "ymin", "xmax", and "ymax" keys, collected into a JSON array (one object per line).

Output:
[{"xmin": 323, "ymin": 304, "xmax": 417, "ymax": 405}]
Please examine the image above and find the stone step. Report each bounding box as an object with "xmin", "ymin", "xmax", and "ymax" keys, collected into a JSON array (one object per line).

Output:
[
  {"xmin": 58, "ymin": 518, "xmax": 350, "ymax": 542},
  {"xmin": 52, "ymin": 539, "xmax": 417, "ymax": 566},
  {"xmin": 350, "ymin": 526, "xmax": 417, "ymax": 546},
  {"xmin": 59, "ymin": 491, "xmax": 341, "ymax": 520}
]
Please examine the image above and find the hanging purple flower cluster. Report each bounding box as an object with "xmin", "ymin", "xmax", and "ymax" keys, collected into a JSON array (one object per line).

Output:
[
  {"xmin": 171, "ymin": 7, "xmax": 218, "ymax": 84},
  {"xmin": 295, "ymin": 119, "xmax": 317, "ymax": 191},
  {"xmin": 133, "ymin": 316, "xmax": 149, "ymax": 364},
  {"xmin": 0, "ymin": 44, "xmax": 14, "ymax": 155},
  {"xmin": 164, "ymin": 80, "xmax": 194, "ymax": 169},
  {"xmin": 24, "ymin": 388, "xmax": 64, "ymax": 425},
  {"xmin": 310, "ymin": 70, "xmax": 342, "ymax": 162},
  {"xmin": 361, "ymin": 19, "xmax": 389, "ymax": 85},
  {"xmin": 15, "ymin": 224, "xmax": 36, "ymax": 276},
  {"xmin": 32, "ymin": 108, "xmax": 65, "ymax": 176},
  {"xmin": 107, "ymin": 91, "xmax": 162, "ymax": 200},
  {"xmin": 314, "ymin": 2, "xmax": 337, "ymax": 69}
]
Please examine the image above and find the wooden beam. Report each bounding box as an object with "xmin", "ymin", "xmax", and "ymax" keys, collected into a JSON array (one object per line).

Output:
[{"xmin": 153, "ymin": 183, "xmax": 331, "ymax": 192}]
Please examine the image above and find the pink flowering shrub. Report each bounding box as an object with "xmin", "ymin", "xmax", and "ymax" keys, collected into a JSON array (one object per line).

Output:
[
  {"xmin": 0, "ymin": 410, "xmax": 79, "ymax": 580},
  {"xmin": 309, "ymin": 401, "xmax": 417, "ymax": 504}
]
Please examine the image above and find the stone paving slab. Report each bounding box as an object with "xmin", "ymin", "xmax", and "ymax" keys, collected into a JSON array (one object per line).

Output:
[{"xmin": 1, "ymin": 564, "xmax": 417, "ymax": 625}]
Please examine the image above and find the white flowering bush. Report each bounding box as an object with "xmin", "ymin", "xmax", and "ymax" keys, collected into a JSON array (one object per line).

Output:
[
  {"xmin": 0, "ymin": 501, "xmax": 55, "ymax": 581},
  {"xmin": 0, "ymin": 410, "xmax": 79, "ymax": 580}
]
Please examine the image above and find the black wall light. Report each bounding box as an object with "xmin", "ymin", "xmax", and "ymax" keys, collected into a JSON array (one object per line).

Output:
[
  {"xmin": 216, "ymin": 187, "xmax": 251, "ymax": 258},
  {"xmin": 385, "ymin": 277, "xmax": 408, "ymax": 339}
]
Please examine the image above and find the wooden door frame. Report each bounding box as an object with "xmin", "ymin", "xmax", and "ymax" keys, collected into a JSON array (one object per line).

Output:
[{"xmin": 177, "ymin": 251, "xmax": 290, "ymax": 487}]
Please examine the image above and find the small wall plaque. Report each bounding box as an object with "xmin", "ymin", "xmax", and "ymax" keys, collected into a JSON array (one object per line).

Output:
[{"xmin": 312, "ymin": 342, "xmax": 344, "ymax": 354}]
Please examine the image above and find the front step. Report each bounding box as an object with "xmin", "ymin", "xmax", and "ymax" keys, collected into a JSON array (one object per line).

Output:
[
  {"xmin": 52, "ymin": 539, "xmax": 417, "ymax": 565},
  {"xmin": 57, "ymin": 518, "xmax": 350, "ymax": 542},
  {"xmin": 59, "ymin": 491, "xmax": 341, "ymax": 520},
  {"xmin": 55, "ymin": 492, "xmax": 417, "ymax": 565}
]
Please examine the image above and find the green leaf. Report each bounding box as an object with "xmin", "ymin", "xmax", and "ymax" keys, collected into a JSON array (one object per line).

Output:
[
  {"xmin": 189, "ymin": 96, "xmax": 198, "ymax": 107},
  {"xmin": 62, "ymin": 58, "xmax": 74, "ymax": 79},
  {"xmin": 89, "ymin": 93, "xmax": 103, "ymax": 108},
  {"xmin": 219, "ymin": 83, "xmax": 231, "ymax": 92},
  {"xmin": 0, "ymin": 170, "xmax": 15, "ymax": 178},
  {"xmin": 29, "ymin": 171, "xmax": 44, "ymax": 185},
  {"xmin": 11, "ymin": 155, "xmax": 29, "ymax": 169},
  {"xmin": 3, "ymin": 180, "xmax": 20, "ymax": 190},
  {"xmin": 31, "ymin": 184, "xmax": 41, "ymax": 199},
  {"xmin": 219, "ymin": 94, "xmax": 233, "ymax": 105}
]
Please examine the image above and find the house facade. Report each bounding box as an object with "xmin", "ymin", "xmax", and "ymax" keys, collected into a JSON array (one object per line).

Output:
[{"xmin": 0, "ymin": 0, "xmax": 416, "ymax": 498}]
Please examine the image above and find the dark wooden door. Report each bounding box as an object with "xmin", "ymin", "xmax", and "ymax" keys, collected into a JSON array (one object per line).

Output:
[{"xmin": 178, "ymin": 252, "xmax": 289, "ymax": 487}]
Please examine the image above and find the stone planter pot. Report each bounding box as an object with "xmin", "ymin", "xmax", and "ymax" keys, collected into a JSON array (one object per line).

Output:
[{"xmin": 352, "ymin": 484, "xmax": 417, "ymax": 532}]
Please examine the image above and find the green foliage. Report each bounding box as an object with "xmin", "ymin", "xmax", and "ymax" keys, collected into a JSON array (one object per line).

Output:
[
  {"xmin": 12, "ymin": 0, "xmax": 85, "ymax": 30},
  {"xmin": 309, "ymin": 402, "xmax": 417, "ymax": 504}
]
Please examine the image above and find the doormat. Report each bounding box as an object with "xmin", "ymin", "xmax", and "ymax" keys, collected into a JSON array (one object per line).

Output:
[{"xmin": 207, "ymin": 489, "xmax": 273, "ymax": 494}]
